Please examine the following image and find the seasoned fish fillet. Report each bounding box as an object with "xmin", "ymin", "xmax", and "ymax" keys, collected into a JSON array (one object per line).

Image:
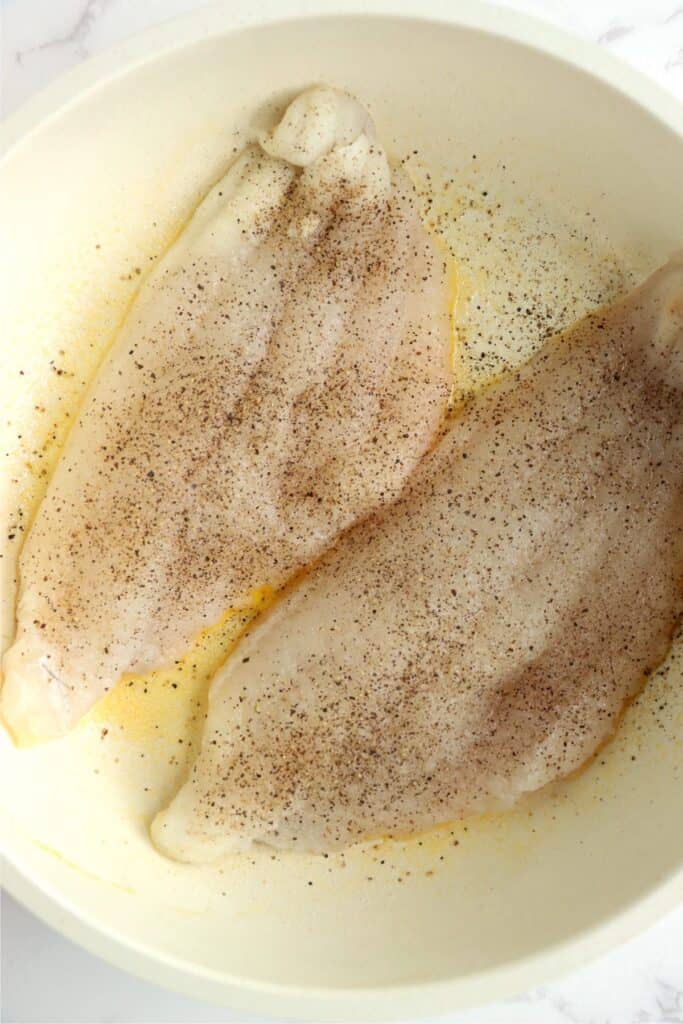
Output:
[
  {"xmin": 2, "ymin": 87, "xmax": 451, "ymax": 742},
  {"xmin": 153, "ymin": 257, "xmax": 683, "ymax": 860}
]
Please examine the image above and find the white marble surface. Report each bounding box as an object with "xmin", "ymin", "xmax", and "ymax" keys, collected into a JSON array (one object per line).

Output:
[{"xmin": 0, "ymin": 1, "xmax": 682, "ymax": 1022}]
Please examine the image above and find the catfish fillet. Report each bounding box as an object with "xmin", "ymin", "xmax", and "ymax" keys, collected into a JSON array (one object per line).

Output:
[
  {"xmin": 153, "ymin": 256, "xmax": 683, "ymax": 860},
  {"xmin": 2, "ymin": 87, "xmax": 450, "ymax": 742}
]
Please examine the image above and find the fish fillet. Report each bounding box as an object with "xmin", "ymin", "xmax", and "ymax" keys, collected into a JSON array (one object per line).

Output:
[
  {"xmin": 2, "ymin": 87, "xmax": 451, "ymax": 742},
  {"xmin": 153, "ymin": 256, "xmax": 683, "ymax": 860}
]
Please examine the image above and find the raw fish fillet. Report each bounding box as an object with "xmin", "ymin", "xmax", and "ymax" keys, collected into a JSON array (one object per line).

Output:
[
  {"xmin": 2, "ymin": 87, "xmax": 451, "ymax": 742},
  {"xmin": 153, "ymin": 257, "xmax": 683, "ymax": 859}
]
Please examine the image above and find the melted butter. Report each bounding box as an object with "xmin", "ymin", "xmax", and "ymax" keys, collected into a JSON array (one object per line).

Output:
[
  {"xmin": 447, "ymin": 259, "xmax": 477, "ymax": 407},
  {"xmin": 88, "ymin": 586, "xmax": 275, "ymax": 752},
  {"xmin": 406, "ymin": 154, "xmax": 643, "ymax": 397}
]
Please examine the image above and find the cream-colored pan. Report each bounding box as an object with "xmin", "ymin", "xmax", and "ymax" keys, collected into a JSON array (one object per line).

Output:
[{"xmin": 1, "ymin": 2, "xmax": 682, "ymax": 1019}]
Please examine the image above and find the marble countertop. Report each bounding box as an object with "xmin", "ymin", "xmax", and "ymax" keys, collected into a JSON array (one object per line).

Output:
[{"xmin": 1, "ymin": 1, "xmax": 682, "ymax": 1022}]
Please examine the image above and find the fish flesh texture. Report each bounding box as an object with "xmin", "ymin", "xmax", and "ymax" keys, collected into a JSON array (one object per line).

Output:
[
  {"xmin": 153, "ymin": 256, "xmax": 683, "ymax": 860},
  {"xmin": 2, "ymin": 87, "xmax": 451, "ymax": 742}
]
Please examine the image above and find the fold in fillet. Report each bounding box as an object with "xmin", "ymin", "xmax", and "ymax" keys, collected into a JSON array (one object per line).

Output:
[
  {"xmin": 2, "ymin": 87, "xmax": 451, "ymax": 742},
  {"xmin": 153, "ymin": 257, "xmax": 683, "ymax": 861}
]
